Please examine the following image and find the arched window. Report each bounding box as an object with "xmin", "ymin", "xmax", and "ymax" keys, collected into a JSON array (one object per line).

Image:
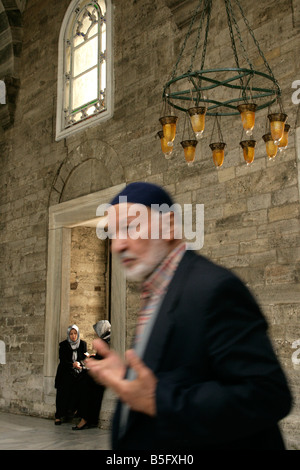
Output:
[{"xmin": 56, "ymin": 0, "xmax": 113, "ymax": 140}]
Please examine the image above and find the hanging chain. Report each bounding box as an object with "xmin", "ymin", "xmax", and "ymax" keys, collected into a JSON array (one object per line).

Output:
[
  {"xmin": 182, "ymin": 111, "xmax": 194, "ymax": 140},
  {"xmin": 227, "ymin": 0, "xmax": 253, "ymax": 71},
  {"xmin": 226, "ymin": 0, "xmax": 255, "ymax": 102},
  {"xmin": 210, "ymin": 114, "xmax": 217, "ymax": 144},
  {"xmin": 217, "ymin": 115, "xmax": 224, "ymax": 141},
  {"xmin": 170, "ymin": 0, "xmax": 204, "ymax": 81},
  {"xmin": 187, "ymin": 0, "xmax": 212, "ymax": 106},
  {"xmin": 224, "ymin": 0, "xmax": 246, "ymax": 101},
  {"xmin": 233, "ymin": 0, "xmax": 281, "ymax": 93},
  {"xmin": 182, "ymin": 111, "xmax": 187, "ymax": 140},
  {"xmin": 224, "ymin": 0, "xmax": 240, "ymax": 70},
  {"xmin": 200, "ymin": 0, "xmax": 212, "ymax": 71},
  {"xmin": 210, "ymin": 114, "xmax": 224, "ymax": 143},
  {"xmin": 188, "ymin": 0, "xmax": 212, "ymax": 73}
]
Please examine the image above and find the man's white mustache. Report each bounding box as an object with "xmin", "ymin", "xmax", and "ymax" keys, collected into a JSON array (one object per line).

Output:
[{"xmin": 119, "ymin": 251, "xmax": 138, "ymax": 263}]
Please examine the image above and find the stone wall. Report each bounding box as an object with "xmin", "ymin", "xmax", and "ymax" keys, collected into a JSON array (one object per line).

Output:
[
  {"xmin": 0, "ymin": 0, "xmax": 299, "ymax": 447},
  {"xmin": 69, "ymin": 226, "xmax": 109, "ymax": 351}
]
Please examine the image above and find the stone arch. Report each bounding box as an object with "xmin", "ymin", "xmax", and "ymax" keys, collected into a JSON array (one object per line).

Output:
[
  {"xmin": 0, "ymin": 0, "xmax": 25, "ymax": 128},
  {"xmin": 48, "ymin": 138, "xmax": 125, "ymax": 207}
]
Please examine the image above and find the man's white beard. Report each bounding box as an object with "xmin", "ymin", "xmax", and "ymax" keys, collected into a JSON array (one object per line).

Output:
[{"xmin": 119, "ymin": 241, "xmax": 170, "ymax": 282}]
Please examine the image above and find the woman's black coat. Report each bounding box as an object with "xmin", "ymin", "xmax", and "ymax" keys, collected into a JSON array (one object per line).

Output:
[{"xmin": 55, "ymin": 339, "xmax": 87, "ymax": 389}]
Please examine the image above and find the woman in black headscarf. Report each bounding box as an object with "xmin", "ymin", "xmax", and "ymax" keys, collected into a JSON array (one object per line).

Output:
[
  {"xmin": 54, "ymin": 324, "xmax": 87, "ymax": 425},
  {"xmin": 72, "ymin": 320, "xmax": 111, "ymax": 430}
]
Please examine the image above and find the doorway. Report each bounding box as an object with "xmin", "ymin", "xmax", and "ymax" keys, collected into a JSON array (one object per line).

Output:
[
  {"xmin": 69, "ymin": 226, "xmax": 111, "ymax": 351},
  {"xmin": 43, "ymin": 184, "xmax": 126, "ymax": 421}
]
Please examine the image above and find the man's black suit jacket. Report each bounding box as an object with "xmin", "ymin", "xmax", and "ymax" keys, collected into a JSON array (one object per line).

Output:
[{"xmin": 112, "ymin": 250, "xmax": 292, "ymax": 450}]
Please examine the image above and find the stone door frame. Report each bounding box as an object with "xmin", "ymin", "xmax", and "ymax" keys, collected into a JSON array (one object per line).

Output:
[{"xmin": 43, "ymin": 184, "xmax": 126, "ymax": 409}]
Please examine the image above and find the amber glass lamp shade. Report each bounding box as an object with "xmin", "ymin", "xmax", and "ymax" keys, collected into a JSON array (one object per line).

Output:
[
  {"xmin": 278, "ymin": 124, "xmax": 290, "ymax": 152},
  {"xmin": 157, "ymin": 131, "xmax": 173, "ymax": 159},
  {"xmin": 267, "ymin": 113, "xmax": 287, "ymax": 145},
  {"xmin": 159, "ymin": 116, "xmax": 178, "ymax": 146},
  {"xmin": 262, "ymin": 133, "xmax": 278, "ymax": 160},
  {"xmin": 237, "ymin": 103, "xmax": 257, "ymax": 136},
  {"xmin": 240, "ymin": 140, "xmax": 256, "ymax": 166},
  {"xmin": 209, "ymin": 142, "xmax": 226, "ymax": 169},
  {"xmin": 188, "ymin": 107, "xmax": 206, "ymax": 139},
  {"xmin": 181, "ymin": 139, "xmax": 198, "ymax": 166}
]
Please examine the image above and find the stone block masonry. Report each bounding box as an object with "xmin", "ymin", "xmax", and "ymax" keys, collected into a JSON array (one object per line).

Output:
[{"xmin": 0, "ymin": 0, "xmax": 299, "ymax": 448}]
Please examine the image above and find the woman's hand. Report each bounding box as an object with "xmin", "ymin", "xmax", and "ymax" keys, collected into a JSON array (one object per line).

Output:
[{"xmin": 72, "ymin": 361, "xmax": 82, "ymax": 370}]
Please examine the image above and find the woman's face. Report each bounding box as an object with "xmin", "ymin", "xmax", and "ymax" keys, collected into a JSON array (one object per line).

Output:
[{"xmin": 69, "ymin": 329, "xmax": 78, "ymax": 342}]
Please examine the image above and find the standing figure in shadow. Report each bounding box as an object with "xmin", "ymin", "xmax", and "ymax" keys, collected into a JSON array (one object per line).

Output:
[
  {"xmin": 72, "ymin": 320, "xmax": 111, "ymax": 430},
  {"xmin": 54, "ymin": 324, "xmax": 87, "ymax": 425}
]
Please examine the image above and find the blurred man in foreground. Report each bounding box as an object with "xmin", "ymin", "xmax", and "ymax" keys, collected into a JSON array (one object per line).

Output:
[{"xmin": 86, "ymin": 182, "xmax": 292, "ymax": 450}]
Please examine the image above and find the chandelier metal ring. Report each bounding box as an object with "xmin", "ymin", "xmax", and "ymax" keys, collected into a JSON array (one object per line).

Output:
[{"xmin": 163, "ymin": 67, "xmax": 281, "ymax": 116}]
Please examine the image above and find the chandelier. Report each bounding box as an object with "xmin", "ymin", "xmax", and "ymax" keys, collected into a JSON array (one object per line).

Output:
[{"xmin": 157, "ymin": 0, "xmax": 289, "ymax": 167}]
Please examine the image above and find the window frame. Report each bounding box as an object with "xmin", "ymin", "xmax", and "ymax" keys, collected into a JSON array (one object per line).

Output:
[{"xmin": 56, "ymin": 0, "xmax": 113, "ymax": 141}]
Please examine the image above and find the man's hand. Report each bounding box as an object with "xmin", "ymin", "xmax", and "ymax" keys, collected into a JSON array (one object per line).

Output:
[
  {"xmin": 122, "ymin": 349, "xmax": 157, "ymax": 416},
  {"xmin": 86, "ymin": 339, "xmax": 126, "ymax": 386},
  {"xmin": 86, "ymin": 340, "xmax": 157, "ymax": 417}
]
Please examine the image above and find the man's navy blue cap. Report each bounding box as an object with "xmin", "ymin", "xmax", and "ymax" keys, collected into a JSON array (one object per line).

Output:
[{"xmin": 110, "ymin": 182, "xmax": 174, "ymax": 212}]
